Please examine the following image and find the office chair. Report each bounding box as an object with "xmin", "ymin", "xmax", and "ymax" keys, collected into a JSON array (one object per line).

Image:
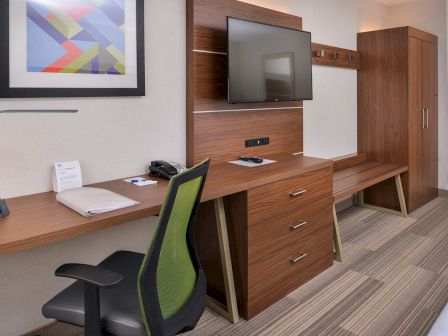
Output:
[{"xmin": 42, "ymin": 159, "xmax": 210, "ymax": 336}]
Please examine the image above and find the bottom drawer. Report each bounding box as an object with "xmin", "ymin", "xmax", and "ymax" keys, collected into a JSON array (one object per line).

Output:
[
  {"xmin": 247, "ymin": 224, "xmax": 333, "ymax": 301},
  {"xmin": 245, "ymin": 248, "xmax": 333, "ymax": 319}
]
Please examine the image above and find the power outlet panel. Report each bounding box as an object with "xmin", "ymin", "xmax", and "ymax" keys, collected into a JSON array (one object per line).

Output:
[{"xmin": 245, "ymin": 137, "xmax": 270, "ymax": 148}]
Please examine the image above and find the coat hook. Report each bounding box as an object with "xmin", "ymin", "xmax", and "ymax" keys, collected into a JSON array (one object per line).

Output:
[
  {"xmin": 346, "ymin": 54, "xmax": 353, "ymax": 63},
  {"xmin": 333, "ymin": 52, "xmax": 340, "ymax": 63},
  {"xmin": 314, "ymin": 49, "xmax": 325, "ymax": 61}
]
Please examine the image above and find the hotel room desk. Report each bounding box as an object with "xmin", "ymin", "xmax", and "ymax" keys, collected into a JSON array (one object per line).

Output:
[{"xmin": 0, "ymin": 154, "xmax": 333, "ymax": 322}]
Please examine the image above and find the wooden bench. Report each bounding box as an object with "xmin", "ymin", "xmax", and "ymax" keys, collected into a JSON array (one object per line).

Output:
[{"xmin": 332, "ymin": 154, "xmax": 409, "ymax": 261}]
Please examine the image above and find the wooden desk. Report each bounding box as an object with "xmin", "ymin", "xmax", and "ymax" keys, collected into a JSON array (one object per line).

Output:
[
  {"xmin": 0, "ymin": 154, "xmax": 332, "ymax": 323},
  {"xmin": 0, "ymin": 155, "xmax": 330, "ymax": 257}
]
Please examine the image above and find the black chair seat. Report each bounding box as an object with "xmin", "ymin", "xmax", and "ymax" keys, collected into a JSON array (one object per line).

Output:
[{"xmin": 43, "ymin": 251, "xmax": 146, "ymax": 336}]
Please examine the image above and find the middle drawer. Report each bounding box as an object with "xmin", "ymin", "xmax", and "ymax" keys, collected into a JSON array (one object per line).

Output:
[{"xmin": 247, "ymin": 196, "xmax": 333, "ymax": 262}]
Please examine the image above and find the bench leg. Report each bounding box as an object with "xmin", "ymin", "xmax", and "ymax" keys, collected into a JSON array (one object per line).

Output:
[
  {"xmin": 358, "ymin": 174, "xmax": 408, "ymax": 218},
  {"xmin": 333, "ymin": 204, "xmax": 344, "ymax": 262},
  {"xmin": 395, "ymin": 174, "xmax": 408, "ymax": 217}
]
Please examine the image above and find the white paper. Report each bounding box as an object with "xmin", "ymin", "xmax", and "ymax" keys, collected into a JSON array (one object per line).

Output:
[
  {"xmin": 228, "ymin": 159, "xmax": 277, "ymax": 168},
  {"xmin": 53, "ymin": 161, "xmax": 83, "ymax": 193},
  {"xmin": 56, "ymin": 187, "xmax": 140, "ymax": 217}
]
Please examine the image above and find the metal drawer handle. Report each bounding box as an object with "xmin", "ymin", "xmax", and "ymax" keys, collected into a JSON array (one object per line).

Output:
[
  {"xmin": 290, "ymin": 189, "xmax": 307, "ymax": 199},
  {"xmin": 290, "ymin": 221, "xmax": 308, "ymax": 231},
  {"xmin": 290, "ymin": 253, "xmax": 308, "ymax": 264}
]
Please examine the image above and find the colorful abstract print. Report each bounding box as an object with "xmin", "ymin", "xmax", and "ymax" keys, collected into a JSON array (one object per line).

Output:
[{"xmin": 27, "ymin": 0, "xmax": 126, "ymax": 75}]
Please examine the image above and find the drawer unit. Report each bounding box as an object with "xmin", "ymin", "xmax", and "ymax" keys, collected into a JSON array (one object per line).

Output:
[
  {"xmin": 242, "ymin": 166, "xmax": 334, "ymax": 318},
  {"xmin": 196, "ymin": 163, "xmax": 334, "ymax": 321}
]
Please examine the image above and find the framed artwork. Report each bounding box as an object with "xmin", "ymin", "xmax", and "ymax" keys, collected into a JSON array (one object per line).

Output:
[{"xmin": 0, "ymin": 0, "xmax": 145, "ymax": 98}]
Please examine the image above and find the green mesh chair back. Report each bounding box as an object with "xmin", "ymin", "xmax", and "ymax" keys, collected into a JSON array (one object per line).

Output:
[{"xmin": 137, "ymin": 159, "xmax": 210, "ymax": 336}]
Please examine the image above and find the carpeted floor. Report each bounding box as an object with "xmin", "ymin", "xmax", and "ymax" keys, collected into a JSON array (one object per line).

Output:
[{"xmin": 29, "ymin": 198, "xmax": 448, "ymax": 336}]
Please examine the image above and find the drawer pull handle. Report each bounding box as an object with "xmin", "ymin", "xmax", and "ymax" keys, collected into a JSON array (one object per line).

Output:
[
  {"xmin": 290, "ymin": 189, "xmax": 307, "ymax": 198},
  {"xmin": 290, "ymin": 221, "xmax": 308, "ymax": 231},
  {"xmin": 290, "ymin": 253, "xmax": 308, "ymax": 264}
]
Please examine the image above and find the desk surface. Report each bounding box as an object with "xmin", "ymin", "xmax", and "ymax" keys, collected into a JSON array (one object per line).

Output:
[{"xmin": 0, "ymin": 155, "xmax": 331, "ymax": 257}]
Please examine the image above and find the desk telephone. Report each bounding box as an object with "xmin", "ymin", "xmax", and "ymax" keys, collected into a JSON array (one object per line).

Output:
[
  {"xmin": 0, "ymin": 199, "xmax": 10, "ymax": 218},
  {"xmin": 149, "ymin": 160, "xmax": 187, "ymax": 180}
]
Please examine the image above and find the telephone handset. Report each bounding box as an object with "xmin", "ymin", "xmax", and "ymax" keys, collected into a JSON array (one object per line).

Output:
[
  {"xmin": 0, "ymin": 199, "xmax": 10, "ymax": 218},
  {"xmin": 149, "ymin": 160, "xmax": 187, "ymax": 180}
]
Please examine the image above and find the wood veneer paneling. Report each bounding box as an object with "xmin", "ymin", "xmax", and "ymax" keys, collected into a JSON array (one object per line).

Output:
[
  {"xmin": 333, "ymin": 153, "xmax": 368, "ymax": 172},
  {"xmin": 192, "ymin": 0, "xmax": 301, "ymax": 53},
  {"xmin": 358, "ymin": 27, "xmax": 409, "ymax": 211},
  {"xmin": 187, "ymin": 0, "xmax": 304, "ymax": 165},
  {"xmin": 357, "ymin": 27, "xmax": 438, "ymax": 212},
  {"xmin": 193, "ymin": 109, "xmax": 303, "ymax": 164},
  {"xmin": 421, "ymin": 40, "xmax": 439, "ymax": 205}
]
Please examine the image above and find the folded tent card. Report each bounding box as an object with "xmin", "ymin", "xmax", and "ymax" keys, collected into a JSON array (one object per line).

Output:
[{"xmin": 52, "ymin": 161, "xmax": 83, "ymax": 193}]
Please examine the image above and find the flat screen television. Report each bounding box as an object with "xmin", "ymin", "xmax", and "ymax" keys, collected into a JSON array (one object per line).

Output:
[{"xmin": 227, "ymin": 17, "xmax": 313, "ymax": 103}]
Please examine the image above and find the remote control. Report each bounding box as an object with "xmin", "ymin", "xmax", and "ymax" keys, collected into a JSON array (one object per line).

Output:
[{"xmin": 240, "ymin": 156, "xmax": 264, "ymax": 164}]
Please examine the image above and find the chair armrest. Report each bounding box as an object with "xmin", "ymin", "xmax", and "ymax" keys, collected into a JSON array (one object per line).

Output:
[{"xmin": 55, "ymin": 263, "xmax": 124, "ymax": 289}]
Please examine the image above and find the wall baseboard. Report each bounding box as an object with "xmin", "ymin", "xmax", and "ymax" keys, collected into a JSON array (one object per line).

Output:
[
  {"xmin": 19, "ymin": 321, "xmax": 55, "ymax": 336},
  {"xmin": 439, "ymin": 189, "xmax": 448, "ymax": 198}
]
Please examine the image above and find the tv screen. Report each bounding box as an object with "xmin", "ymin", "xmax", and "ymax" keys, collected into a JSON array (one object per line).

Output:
[{"xmin": 227, "ymin": 17, "xmax": 313, "ymax": 103}]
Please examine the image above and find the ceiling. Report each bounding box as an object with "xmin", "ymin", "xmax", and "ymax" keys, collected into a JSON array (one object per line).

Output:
[{"xmin": 373, "ymin": 0, "xmax": 422, "ymax": 6}]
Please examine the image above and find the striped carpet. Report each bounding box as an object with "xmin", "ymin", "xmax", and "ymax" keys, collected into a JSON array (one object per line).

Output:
[{"xmin": 30, "ymin": 198, "xmax": 448, "ymax": 336}]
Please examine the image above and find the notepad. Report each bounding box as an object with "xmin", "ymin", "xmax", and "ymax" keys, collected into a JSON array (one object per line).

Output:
[{"xmin": 56, "ymin": 187, "xmax": 140, "ymax": 217}]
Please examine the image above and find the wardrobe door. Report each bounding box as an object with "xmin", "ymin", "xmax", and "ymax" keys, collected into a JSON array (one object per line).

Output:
[
  {"xmin": 421, "ymin": 40, "xmax": 438, "ymax": 202},
  {"xmin": 408, "ymin": 37, "xmax": 425, "ymax": 211}
]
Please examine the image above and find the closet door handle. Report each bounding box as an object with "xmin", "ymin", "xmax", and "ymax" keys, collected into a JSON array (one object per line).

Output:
[
  {"xmin": 422, "ymin": 107, "xmax": 426, "ymax": 129},
  {"xmin": 426, "ymin": 108, "xmax": 429, "ymax": 129}
]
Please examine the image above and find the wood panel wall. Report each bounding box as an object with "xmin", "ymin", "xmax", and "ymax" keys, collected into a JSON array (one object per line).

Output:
[
  {"xmin": 357, "ymin": 28, "xmax": 410, "ymax": 210},
  {"xmin": 187, "ymin": 0, "xmax": 304, "ymax": 166}
]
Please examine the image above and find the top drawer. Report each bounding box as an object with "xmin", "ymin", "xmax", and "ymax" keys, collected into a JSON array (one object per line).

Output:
[{"xmin": 248, "ymin": 167, "xmax": 333, "ymax": 226}]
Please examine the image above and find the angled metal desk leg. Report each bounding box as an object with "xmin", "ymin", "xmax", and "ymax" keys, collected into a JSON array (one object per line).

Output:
[
  {"xmin": 333, "ymin": 204, "xmax": 344, "ymax": 262},
  {"xmin": 358, "ymin": 174, "xmax": 408, "ymax": 218},
  {"xmin": 207, "ymin": 197, "xmax": 240, "ymax": 324}
]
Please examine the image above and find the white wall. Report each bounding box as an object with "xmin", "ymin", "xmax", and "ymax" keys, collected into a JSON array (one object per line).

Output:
[
  {"xmin": 237, "ymin": 0, "xmax": 388, "ymax": 159},
  {"xmin": 386, "ymin": 0, "xmax": 448, "ymax": 190},
  {"xmin": 0, "ymin": 1, "xmax": 185, "ymax": 335}
]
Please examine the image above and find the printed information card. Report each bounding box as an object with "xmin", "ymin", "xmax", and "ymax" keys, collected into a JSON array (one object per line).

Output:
[{"xmin": 52, "ymin": 161, "xmax": 83, "ymax": 193}]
